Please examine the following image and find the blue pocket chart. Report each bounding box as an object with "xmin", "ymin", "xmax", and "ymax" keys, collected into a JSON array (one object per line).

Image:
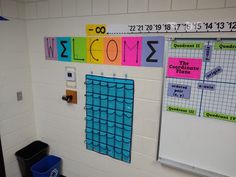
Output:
[
  {"xmin": 85, "ymin": 75, "xmax": 134, "ymax": 163},
  {"xmin": 57, "ymin": 37, "xmax": 72, "ymax": 62}
]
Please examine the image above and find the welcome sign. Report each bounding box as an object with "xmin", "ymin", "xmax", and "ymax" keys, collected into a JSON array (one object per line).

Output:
[{"xmin": 44, "ymin": 36, "xmax": 165, "ymax": 67}]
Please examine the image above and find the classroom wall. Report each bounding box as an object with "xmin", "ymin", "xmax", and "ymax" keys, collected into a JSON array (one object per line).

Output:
[
  {"xmin": 0, "ymin": 1, "xmax": 36, "ymax": 177},
  {"xmin": 25, "ymin": 1, "xmax": 236, "ymax": 177},
  {"xmin": 1, "ymin": 0, "xmax": 235, "ymax": 177}
]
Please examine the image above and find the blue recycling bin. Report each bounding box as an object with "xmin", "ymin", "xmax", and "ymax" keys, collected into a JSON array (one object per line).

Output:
[{"xmin": 31, "ymin": 155, "xmax": 61, "ymax": 177}]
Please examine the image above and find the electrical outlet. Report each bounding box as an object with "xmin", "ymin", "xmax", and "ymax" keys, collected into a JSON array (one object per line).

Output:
[{"xmin": 17, "ymin": 91, "xmax": 23, "ymax": 101}]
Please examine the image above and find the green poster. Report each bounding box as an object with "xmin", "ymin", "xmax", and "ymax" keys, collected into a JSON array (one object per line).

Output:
[
  {"xmin": 171, "ymin": 42, "xmax": 204, "ymax": 49},
  {"xmin": 204, "ymin": 111, "xmax": 236, "ymax": 122},
  {"xmin": 214, "ymin": 42, "xmax": 236, "ymax": 50},
  {"xmin": 71, "ymin": 37, "xmax": 87, "ymax": 63},
  {"xmin": 167, "ymin": 106, "xmax": 196, "ymax": 115}
]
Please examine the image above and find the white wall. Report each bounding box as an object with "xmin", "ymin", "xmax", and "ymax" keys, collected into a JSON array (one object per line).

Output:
[
  {"xmin": 26, "ymin": 1, "xmax": 236, "ymax": 177},
  {"xmin": 1, "ymin": 0, "xmax": 236, "ymax": 177},
  {"xmin": 0, "ymin": 1, "xmax": 36, "ymax": 177}
]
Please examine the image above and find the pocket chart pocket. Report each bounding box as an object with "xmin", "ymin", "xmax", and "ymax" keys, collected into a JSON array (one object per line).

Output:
[
  {"xmin": 100, "ymin": 132, "xmax": 107, "ymax": 144},
  {"xmin": 100, "ymin": 119, "xmax": 107, "ymax": 132},
  {"xmin": 86, "ymin": 139, "xmax": 93, "ymax": 150},
  {"xmin": 124, "ymin": 125, "xmax": 132, "ymax": 139},
  {"xmin": 116, "ymin": 110, "xmax": 124, "ymax": 124},
  {"xmin": 108, "ymin": 97, "xmax": 116, "ymax": 109},
  {"xmin": 116, "ymin": 98, "xmax": 124, "ymax": 111},
  {"xmin": 115, "ymin": 148, "xmax": 122, "ymax": 160},
  {"xmin": 93, "ymin": 94, "xmax": 100, "ymax": 106},
  {"xmin": 124, "ymin": 112, "xmax": 132, "ymax": 126},
  {"xmin": 107, "ymin": 146, "xmax": 114, "ymax": 157},
  {"xmin": 93, "ymin": 141, "xmax": 100, "ymax": 152},
  {"xmin": 125, "ymin": 84, "xmax": 134, "ymax": 99},
  {"xmin": 123, "ymin": 138, "xmax": 131, "ymax": 151},
  {"xmin": 93, "ymin": 118, "xmax": 100, "ymax": 130},
  {"xmin": 115, "ymin": 136, "xmax": 122, "ymax": 149},
  {"xmin": 108, "ymin": 83, "xmax": 116, "ymax": 96},
  {"xmin": 117, "ymin": 83, "xmax": 125, "ymax": 97},
  {"xmin": 107, "ymin": 133, "xmax": 115, "ymax": 146},
  {"xmin": 86, "ymin": 92, "xmax": 93, "ymax": 105},
  {"xmin": 107, "ymin": 121, "xmax": 115, "ymax": 134},
  {"xmin": 100, "ymin": 81, "xmax": 108, "ymax": 94},
  {"xmin": 100, "ymin": 143, "xmax": 107, "ymax": 155},
  {"xmin": 86, "ymin": 79, "xmax": 93, "ymax": 92},
  {"xmin": 93, "ymin": 80, "xmax": 101, "ymax": 94},
  {"xmin": 108, "ymin": 109, "xmax": 115, "ymax": 122},
  {"xmin": 124, "ymin": 99, "xmax": 133, "ymax": 113},
  {"xmin": 86, "ymin": 116, "xmax": 93, "ymax": 128},
  {"xmin": 115, "ymin": 123, "xmax": 123, "ymax": 136},
  {"xmin": 122, "ymin": 150, "xmax": 130, "ymax": 163},
  {"xmin": 93, "ymin": 129, "xmax": 99, "ymax": 141},
  {"xmin": 100, "ymin": 107, "xmax": 107, "ymax": 120},
  {"xmin": 101, "ymin": 95, "xmax": 108, "ymax": 107}
]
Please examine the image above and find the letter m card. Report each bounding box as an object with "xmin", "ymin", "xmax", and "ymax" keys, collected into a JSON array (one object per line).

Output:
[
  {"xmin": 122, "ymin": 37, "xmax": 142, "ymax": 66},
  {"xmin": 57, "ymin": 37, "xmax": 72, "ymax": 62},
  {"xmin": 44, "ymin": 37, "xmax": 58, "ymax": 60},
  {"xmin": 142, "ymin": 36, "xmax": 165, "ymax": 67}
]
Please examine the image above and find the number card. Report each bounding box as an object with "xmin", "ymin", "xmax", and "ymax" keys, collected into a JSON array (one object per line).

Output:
[
  {"xmin": 142, "ymin": 36, "xmax": 164, "ymax": 67},
  {"xmin": 86, "ymin": 24, "xmax": 107, "ymax": 36},
  {"xmin": 44, "ymin": 37, "xmax": 58, "ymax": 60},
  {"xmin": 87, "ymin": 37, "xmax": 104, "ymax": 64},
  {"xmin": 57, "ymin": 37, "xmax": 72, "ymax": 62},
  {"xmin": 104, "ymin": 37, "xmax": 122, "ymax": 65},
  {"xmin": 71, "ymin": 37, "xmax": 86, "ymax": 63},
  {"xmin": 122, "ymin": 37, "xmax": 142, "ymax": 66}
]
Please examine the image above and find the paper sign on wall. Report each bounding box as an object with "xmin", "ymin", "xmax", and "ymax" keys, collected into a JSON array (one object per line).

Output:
[
  {"xmin": 167, "ymin": 83, "xmax": 191, "ymax": 99},
  {"xmin": 142, "ymin": 36, "xmax": 164, "ymax": 67},
  {"xmin": 57, "ymin": 37, "xmax": 72, "ymax": 62},
  {"xmin": 122, "ymin": 37, "xmax": 142, "ymax": 66},
  {"xmin": 44, "ymin": 37, "xmax": 58, "ymax": 60},
  {"xmin": 104, "ymin": 37, "xmax": 122, "ymax": 65},
  {"xmin": 87, "ymin": 37, "xmax": 104, "ymax": 64},
  {"xmin": 72, "ymin": 37, "xmax": 86, "ymax": 63},
  {"xmin": 167, "ymin": 58, "xmax": 202, "ymax": 80}
]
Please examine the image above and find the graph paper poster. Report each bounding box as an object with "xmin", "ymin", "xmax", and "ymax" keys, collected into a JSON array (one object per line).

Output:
[
  {"xmin": 122, "ymin": 37, "xmax": 142, "ymax": 66},
  {"xmin": 163, "ymin": 39, "xmax": 236, "ymax": 123},
  {"xmin": 167, "ymin": 58, "xmax": 202, "ymax": 80}
]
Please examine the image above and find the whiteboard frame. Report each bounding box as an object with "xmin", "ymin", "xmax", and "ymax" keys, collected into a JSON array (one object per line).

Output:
[{"xmin": 157, "ymin": 37, "xmax": 236, "ymax": 177}]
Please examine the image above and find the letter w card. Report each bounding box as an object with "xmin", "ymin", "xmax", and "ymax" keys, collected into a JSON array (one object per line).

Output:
[
  {"xmin": 142, "ymin": 36, "xmax": 165, "ymax": 67},
  {"xmin": 44, "ymin": 37, "xmax": 58, "ymax": 60},
  {"xmin": 122, "ymin": 37, "xmax": 142, "ymax": 66},
  {"xmin": 57, "ymin": 37, "xmax": 72, "ymax": 62}
]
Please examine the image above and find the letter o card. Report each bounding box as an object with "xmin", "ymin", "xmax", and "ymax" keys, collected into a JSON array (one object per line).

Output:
[
  {"xmin": 122, "ymin": 37, "xmax": 142, "ymax": 66},
  {"xmin": 141, "ymin": 36, "xmax": 164, "ymax": 67},
  {"xmin": 57, "ymin": 37, "xmax": 72, "ymax": 62},
  {"xmin": 104, "ymin": 37, "xmax": 122, "ymax": 65}
]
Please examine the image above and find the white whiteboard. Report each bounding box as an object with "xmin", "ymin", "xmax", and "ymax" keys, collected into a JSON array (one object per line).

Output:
[{"xmin": 158, "ymin": 38, "xmax": 236, "ymax": 177}]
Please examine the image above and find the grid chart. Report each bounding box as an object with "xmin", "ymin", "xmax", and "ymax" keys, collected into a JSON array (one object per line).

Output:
[
  {"xmin": 85, "ymin": 75, "xmax": 134, "ymax": 163},
  {"xmin": 163, "ymin": 39, "xmax": 236, "ymax": 121}
]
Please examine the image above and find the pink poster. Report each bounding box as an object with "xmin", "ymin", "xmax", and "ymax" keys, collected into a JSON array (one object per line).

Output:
[
  {"xmin": 167, "ymin": 57, "xmax": 202, "ymax": 80},
  {"xmin": 122, "ymin": 37, "xmax": 142, "ymax": 66}
]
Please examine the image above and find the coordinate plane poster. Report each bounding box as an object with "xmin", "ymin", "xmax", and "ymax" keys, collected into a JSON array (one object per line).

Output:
[{"xmin": 163, "ymin": 40, "xmax": 236, "ymax": 122}]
